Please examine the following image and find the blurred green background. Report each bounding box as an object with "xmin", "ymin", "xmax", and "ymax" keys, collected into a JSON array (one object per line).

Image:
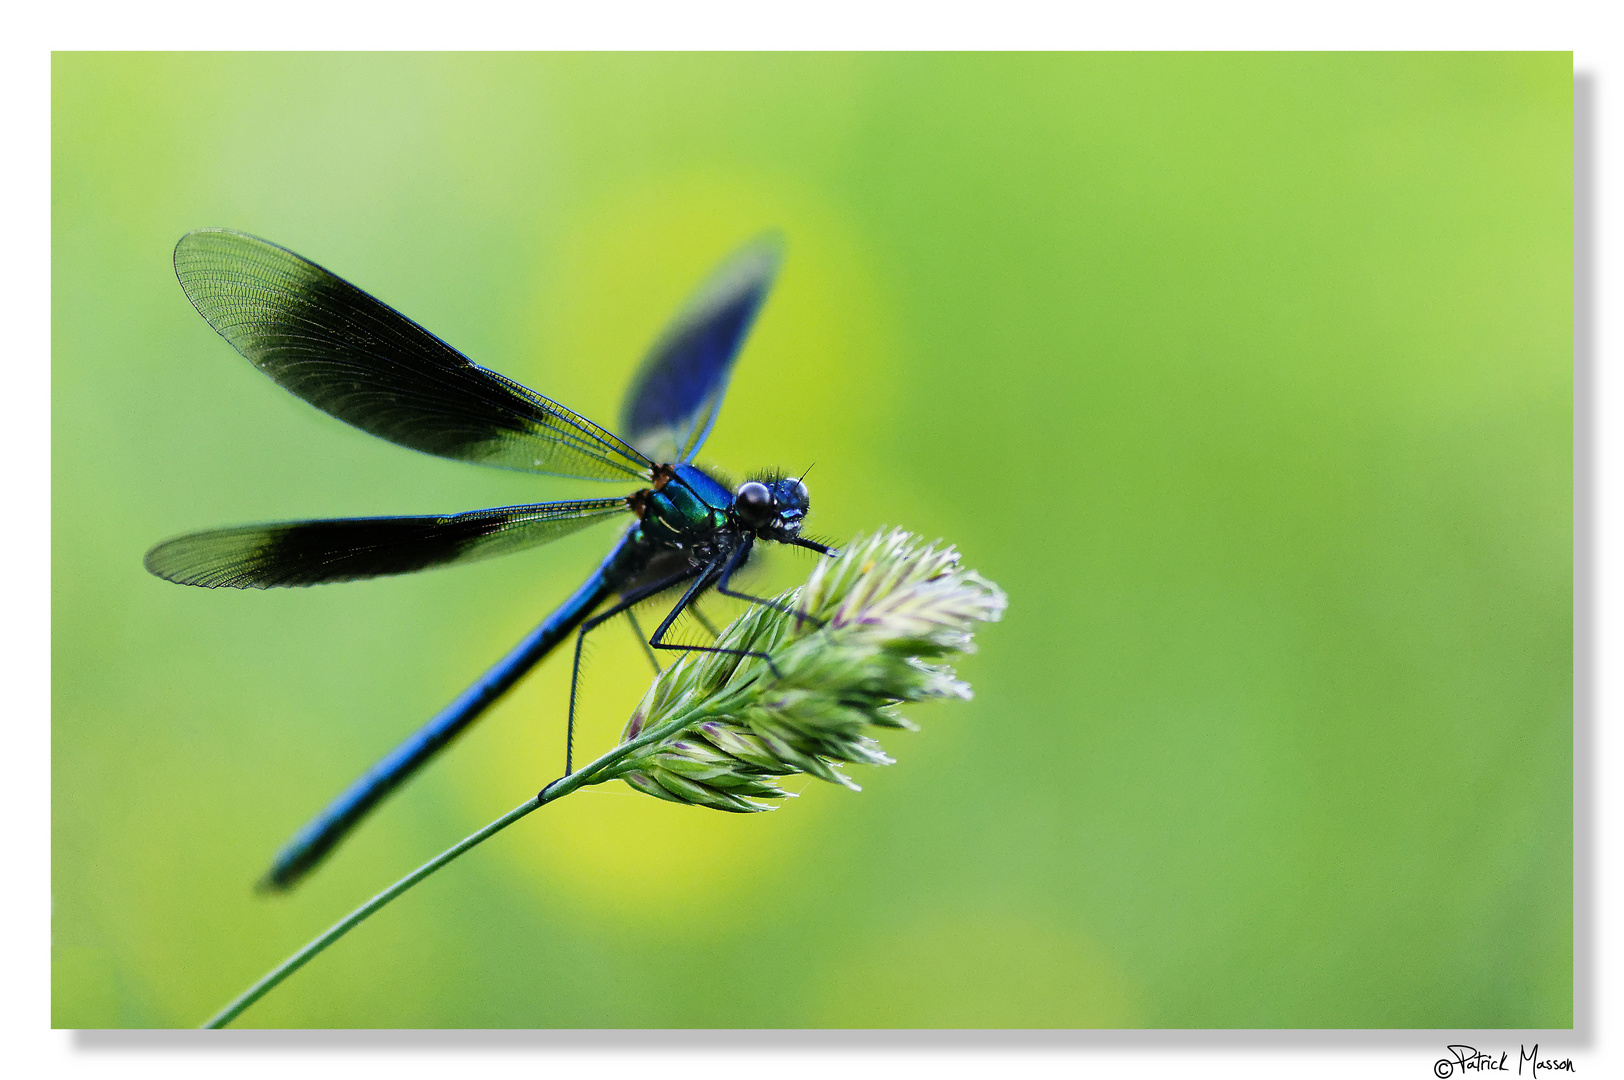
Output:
[{"xmin": 52, "ymin": 53, "xmax": 1571, "ymax": 1028}]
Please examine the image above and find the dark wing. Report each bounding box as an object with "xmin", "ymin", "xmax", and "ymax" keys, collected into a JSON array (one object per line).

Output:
[
  {"xmin": 144, "ymin": 498, "xmax": 629, "ymax": 588},
  {"xmin": 174, "ymin": 229, "xmax": 653, "ymax": 482},
  {"xmin": 619, "ymin": 232, "xmax": 783, "ymax": 464}
]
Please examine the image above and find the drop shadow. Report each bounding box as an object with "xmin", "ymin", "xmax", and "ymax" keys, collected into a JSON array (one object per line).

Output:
[{"xmin": 1570, "ymin": 67, "xmax": 1595, "ymax": 1045}]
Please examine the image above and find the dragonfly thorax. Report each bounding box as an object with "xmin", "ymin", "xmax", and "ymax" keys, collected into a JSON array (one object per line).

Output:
[{"xmin": 635, "ymin": 463, "xmax": 732, "ymax": 548}]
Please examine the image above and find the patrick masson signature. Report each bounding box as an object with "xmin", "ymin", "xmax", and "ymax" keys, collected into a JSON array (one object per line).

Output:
[{"xmin": 1433, "ymin": 1045, "xmax": 1575, "ymax": 1078}]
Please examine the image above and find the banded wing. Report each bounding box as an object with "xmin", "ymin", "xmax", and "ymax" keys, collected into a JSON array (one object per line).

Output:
[
  {"xmin": 144, "ymin": 498, "xmax": 629, "ymax": 588},
  {"xmin": 619, "ymin": 232, "xmax": 783, "ymax": 464},
  {"xmin": 174, "ymin": 229, "xmax": 652, "ymax": 482}
]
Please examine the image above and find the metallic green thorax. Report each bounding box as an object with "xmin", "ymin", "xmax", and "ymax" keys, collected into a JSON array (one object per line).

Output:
[{"xmin": 635, "ymin": 464, "xmax": 734, "ymax": 546}]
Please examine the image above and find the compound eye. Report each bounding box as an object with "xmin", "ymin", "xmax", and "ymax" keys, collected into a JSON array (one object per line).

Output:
[{"xmin": 736, "ymin": 481, "xmax": 773, "ymax": 524}]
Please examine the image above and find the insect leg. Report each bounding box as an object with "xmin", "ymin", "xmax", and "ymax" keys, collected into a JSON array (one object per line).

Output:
[
  {"xmin": 715, "ymin": 538, "xmax": 827, "ymax": 630},
  {"xmin": 626, "ymin": 609, "xmax": 661, "ymax": 673},
  {"xmin": 786, "ymin": 536, "xmax": 840, "ymax": 557},
  {"xmin": 647, "ymin": 546, "xmax": 783, "ymax": 677},
  {"xmin": 565, "ymin": 567, "xmax": 702, "ymax": 773}
]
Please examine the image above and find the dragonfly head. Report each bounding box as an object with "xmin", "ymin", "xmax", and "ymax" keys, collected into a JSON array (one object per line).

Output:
[{"xmin": 734, "ymin": 476, "xmax": 810, "ymax": 539}]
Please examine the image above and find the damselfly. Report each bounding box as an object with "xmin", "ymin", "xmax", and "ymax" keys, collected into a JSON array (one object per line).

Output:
[{"xmin": 145, "ymin": 229, "xmax": 831, "ymax": 889}]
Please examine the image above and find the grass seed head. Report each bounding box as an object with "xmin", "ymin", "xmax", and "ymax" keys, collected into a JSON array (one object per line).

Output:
[{"xmin": 608, "ymin": 530, "xmax": 1006, "ymax": 810}]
